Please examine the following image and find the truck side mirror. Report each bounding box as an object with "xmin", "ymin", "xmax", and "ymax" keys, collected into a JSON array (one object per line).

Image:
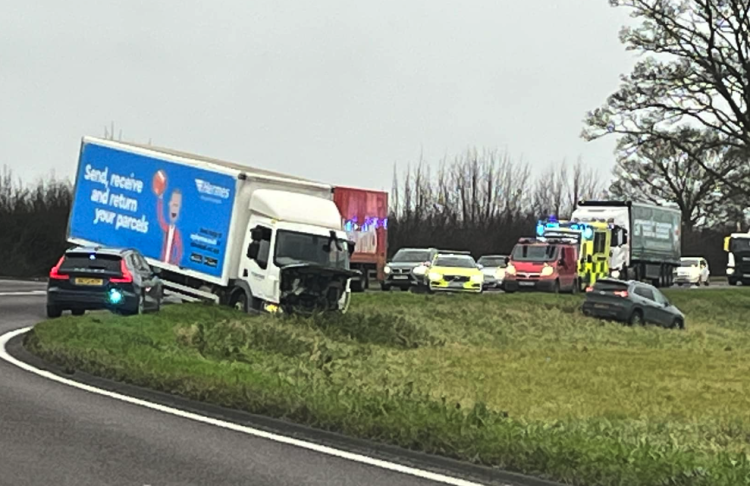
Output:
[
  {"xmin": 504, "ymin": 257, "xmax": 510, "ymax": 265},
  {"xmin": 586, "ymin": 255, "xmax": 593, "ymax": 264},
  {"xmin": 348, "ymin": 240, "xmax": 356, "ymax": 257},
  {"xmin": 724, "ymin": 237, "xmax": 730, "ymax": 252},
  {"xmin": 250, "ymin": 227, "xmax": 263, "ymax": 242},
  {"xmin": 247, "ymin": 242, "xmax": 260, "ymax": 260}
]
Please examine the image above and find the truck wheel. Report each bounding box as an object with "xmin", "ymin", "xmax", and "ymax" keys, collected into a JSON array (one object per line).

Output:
[
  {"xmin": 553, "ymin": 280, "xmax": 560, "ymax": 294},
  {"xmin": 629, "ymin": 309, "xmax": 644, "ymax": 326},
  {"xmin": 230, "ymin": 290, "xmax": 249, "ymax": 312},
  {"xmin": 570, "ymin": 279, "xmax": 579, "ymax": 294}
]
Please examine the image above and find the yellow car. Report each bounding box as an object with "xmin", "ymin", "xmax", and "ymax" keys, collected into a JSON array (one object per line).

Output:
[{"xmin": 427, "ymin": 253, "xmax": 484, "ymax": 293}]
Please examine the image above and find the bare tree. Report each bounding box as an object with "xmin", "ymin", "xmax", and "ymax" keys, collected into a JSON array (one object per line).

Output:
[{"xmin": 583, "ymin": 0, "xmax": 750, "ymax": 195}]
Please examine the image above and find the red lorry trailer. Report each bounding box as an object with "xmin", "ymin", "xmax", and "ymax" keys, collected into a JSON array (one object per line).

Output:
[{"xmin": 333, "ymin": 186, "xmax": 388, "ymax": 292}]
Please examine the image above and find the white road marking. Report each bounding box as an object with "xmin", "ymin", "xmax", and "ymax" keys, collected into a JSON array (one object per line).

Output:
[
  {"xmin": 0, "ymin": 327, "xmax": 490, "ymax": 486},
  {"xmin": 0, "ymin": 291, "xmax": 46, "ymax": 297}
]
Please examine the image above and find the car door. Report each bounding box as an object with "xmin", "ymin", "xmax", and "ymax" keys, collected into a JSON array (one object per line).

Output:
[
  {"xmin": 559, "ymin": 247, "xmax": 576, "ymax": 290},
  {"xmin": 137, "ymin": 251, "xmax": 162, "ymax": 309},
  {"xmin": 651, "ymin": 288, "xmax": 676, "ymax": 326},
  {"xmin": 130, "ymin": 252, "xmax": 159, "ymax": 309},
  {"xmin": 633, "ymin": 284, "xmax": 659, "ymax": 324}
]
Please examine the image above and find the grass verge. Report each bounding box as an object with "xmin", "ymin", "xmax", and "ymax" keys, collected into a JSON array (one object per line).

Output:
[{"xmin": 25, "ymin": 288, "xmax": 750, "ymax": 485}]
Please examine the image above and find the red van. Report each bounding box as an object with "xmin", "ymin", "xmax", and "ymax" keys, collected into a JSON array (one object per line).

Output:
[{"xmin": 503, "ymin": 237, "xmax": 580, "ymax": 293}]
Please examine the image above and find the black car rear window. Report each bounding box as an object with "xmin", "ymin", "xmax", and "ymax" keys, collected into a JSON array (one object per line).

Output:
[
  {"xmin": 593, "ymin": 281, "xmax": 629, "ymax": 292},
  {"xmin": 60, "ymin": 253, "xmax": 122, "ymax": 272}
]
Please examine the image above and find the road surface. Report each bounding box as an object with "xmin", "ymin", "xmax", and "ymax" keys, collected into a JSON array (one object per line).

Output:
[{"xmin": 0, "ymin": 280, "xmax": 531, "ymax": 486}]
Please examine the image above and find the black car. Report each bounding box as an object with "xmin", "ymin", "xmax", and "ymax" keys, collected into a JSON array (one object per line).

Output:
[
  {"xmin": 582, "ymin": 278, "xmax": 685, "ymax": 329},
  {"xmin": 47, "ymin": 247, "xmax": 163, "ymax": 318}
]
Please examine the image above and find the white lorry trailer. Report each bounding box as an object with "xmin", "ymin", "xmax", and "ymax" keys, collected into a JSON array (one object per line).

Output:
[
  {"xmin": 571, "ymin": 200, "xmax": 682, "ymax": 287},
  {"xmin": 67, "ymin": 136, "xmax": 356, "ymax": 314}
]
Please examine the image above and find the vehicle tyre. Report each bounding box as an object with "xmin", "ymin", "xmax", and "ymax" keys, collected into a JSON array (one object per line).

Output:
[
  {"xmin": 229, "ymin": 289, "xmax": 249, "ymax": 313},
  {"xmin": 350, "ymin": 279, "xmax": 364, "ymax": 293},
  {"xmin": 728, "ymin": 278, "xmax": 738, "ymax": 286},
  {"xmin": 380, "ymin": 283, "xmax": 391, "ymax": 292},
  {"xmin": 71, "ymin": 309, "xmax": 85, "ymax": 316},
  {"xmin": 570, "ymin": 279, "xmax": 579, "ymax": 294},
  {"xmin": 46, "ymin": 305, "xmax": 62, "ymax": 319},
  {"xmin": 401, "ymin": 286, "xmax": 410, "ymax": 292},
  {"xmin": 629, "ymin": 309, "xmax": 644, "ymax": 326},
  {"xmin": 672, "ymin": 318, "xmax": 685, "ymax": 330},
  {"xmin": 553, "ymin": 280, "xmax": 560, "ymax": 294}
]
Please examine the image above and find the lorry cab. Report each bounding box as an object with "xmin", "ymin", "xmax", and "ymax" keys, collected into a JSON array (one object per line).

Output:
[
  {"xmin": 503, "ymin": 237, "xmax": 580, "ymax": 293},
  {"xmin": 239, "ymin": 190, "xmax": 356, "ymax": 314},
  {"xmin": 724, "ymin": 233, "xmax": 750, "ymax": 285},
  {"xmin": 537, "ymin": 219, "xmax": 611, "ymax": 290}
]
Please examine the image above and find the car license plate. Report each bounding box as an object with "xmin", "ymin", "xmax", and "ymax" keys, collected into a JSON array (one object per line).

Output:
[
  {"xmin": 519, "ymin": 281, "xmax": 534, "ymax": 287},
  {"xmin": 75, "ymin": 278, "xmax": 104, "ymax": 286},
  {"xmin": 393, "ymin": 275, "xmax": 408, "ymax": 280}
]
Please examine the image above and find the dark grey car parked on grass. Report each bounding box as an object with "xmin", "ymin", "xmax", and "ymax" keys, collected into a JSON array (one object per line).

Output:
[
  {"xmin": 47, "ymin": 246, "xmax": 163, "ymax": 318},
  {"xmin": 381, "ymin": 247, "xmax": 438, "ymax": 291},
  {"xmin": 582, "ymin": 278, "xmax": 685, "ymax": 329}
]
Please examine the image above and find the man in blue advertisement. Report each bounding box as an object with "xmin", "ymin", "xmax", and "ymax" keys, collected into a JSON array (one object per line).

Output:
[{"xmin": 153, "ymin": 170, "xmax": 184, "ymax": 266}]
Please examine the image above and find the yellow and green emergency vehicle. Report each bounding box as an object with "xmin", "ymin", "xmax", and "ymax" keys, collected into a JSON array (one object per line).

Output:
[{"xmin": 536, "ymin": 218, "xmax": 611, "ymax": 289}]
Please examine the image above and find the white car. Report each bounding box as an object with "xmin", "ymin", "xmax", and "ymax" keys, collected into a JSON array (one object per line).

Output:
[{"xmin": 674, "ymin": 257, "xmax": 710, "ymax": 286}]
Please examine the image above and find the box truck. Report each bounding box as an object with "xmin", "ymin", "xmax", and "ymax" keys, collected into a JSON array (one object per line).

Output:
[
  {"xmin": 333, "ymin": 187, "xmax": 388, "ymax": 291},
  {"xmin": 67, "ymin": 137, "xmax": 357, "ymax": 314},
  {"xmin": 571, "ymin": 200, "xmax": 681, "ymax": 287}
]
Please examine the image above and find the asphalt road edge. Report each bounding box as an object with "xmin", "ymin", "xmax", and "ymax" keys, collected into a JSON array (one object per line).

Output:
[{"xmin": 6, "ymin": 329, "xmax": 564, "ymax": 486}]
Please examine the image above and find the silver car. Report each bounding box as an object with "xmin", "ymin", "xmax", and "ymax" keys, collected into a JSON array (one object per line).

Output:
[{"xmin": 477, "ymin": 255, "xmax": 508, "ymax": 290}]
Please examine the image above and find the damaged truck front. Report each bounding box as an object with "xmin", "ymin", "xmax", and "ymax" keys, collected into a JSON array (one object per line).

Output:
[{"xmin": 67, "ymin": 137, "xmax": 358, "ymax": 315}]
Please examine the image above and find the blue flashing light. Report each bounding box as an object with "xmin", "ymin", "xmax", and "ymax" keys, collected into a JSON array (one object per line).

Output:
[
  {"xmin": 536, "ymin": 223, "xmax": 545, "ymax": 236},
  {"xmin": 548, "ymin": 215, "xmax": 558, "ymax": 223},
  {"xmin": 344, "ymin": 217, "xmax": 388, "ymax": 232},
  {"xmin": 583, "ymin": 227, "xmax": 594, "ymax": 240},
  {"xmin": 108, "ymin": 288, "xmax": 124, "ymax": 305},
  {"xmin": 570, "ymin": 224, "xmax": 580, "ymax": 231}
]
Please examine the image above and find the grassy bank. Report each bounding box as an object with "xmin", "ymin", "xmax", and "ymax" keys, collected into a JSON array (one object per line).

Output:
[{"xmin": 26, "ymin": 289, "xmax": 750, "ymax": 485}]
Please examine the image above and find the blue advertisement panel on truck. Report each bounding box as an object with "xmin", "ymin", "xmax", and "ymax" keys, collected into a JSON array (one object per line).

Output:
[{"xmin": 68, "ymin": 140, "xmax": 236, "ymax": 280}]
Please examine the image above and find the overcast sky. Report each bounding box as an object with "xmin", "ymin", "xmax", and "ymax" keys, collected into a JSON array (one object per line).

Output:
[{"xmin": 1, "ymin": 0, "xmax": 634, "ymax": 191}]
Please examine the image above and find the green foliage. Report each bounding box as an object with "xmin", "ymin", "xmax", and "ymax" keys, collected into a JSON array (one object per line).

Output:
[{"xmin": 27, "ymin": 288, "xmax": 750, "ymax": 485}]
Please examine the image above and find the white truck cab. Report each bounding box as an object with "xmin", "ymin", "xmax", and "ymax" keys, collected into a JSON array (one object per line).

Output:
[{"xmin": 237, "ymin": 190, "xmax": 355, "ymax": 314}]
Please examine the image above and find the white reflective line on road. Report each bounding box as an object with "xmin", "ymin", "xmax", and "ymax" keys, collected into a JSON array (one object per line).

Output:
[
  {"xmin": 0, "ymin": 327, "xmax": 489, "ymax": 486},
  {"xmin": 0, "ymin": 291, "xmax": 46, "ymax": 296}
]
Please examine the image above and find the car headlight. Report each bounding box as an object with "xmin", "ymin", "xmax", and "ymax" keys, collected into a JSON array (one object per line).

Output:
[
  {"xmin": 727, "ymin": 268, "xmax": 735, "ymax": 275},
  {"xmin": 495, "ymin": 269, "xmax": 505, "ymax": 280},
  {"xmin": 506, "ymin": 264, "xmax": 516, "ymax": 275},
  {"xmin": 384, "ymin": 266, "xmax": 392, "ymax": 275},
  {"xmin": 413, "ymin": 265, "xmax": 427, "ymax": 276},
  {"xmin": 541, "ymin": 265, "xmax": 554, "ymax": 277},
  {"xmin": 471, "ymin": 274, "xmax": 484, "ymax": 283},
  {"xmin": 611, "ymin": 270, "xmax": 620, "ymax": 279},
  {"xmin": 428, "ymin": 272, "xmax": 442, "ymax": 281}
]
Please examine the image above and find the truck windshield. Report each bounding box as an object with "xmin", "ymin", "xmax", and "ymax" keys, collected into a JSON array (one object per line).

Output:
[
  {"xmin": 511, "ymin": 245, "xmax": 558, "ymax": 262},
  {"xmin": 274, "ymin": 230, "xmax": 350, "ymax": 269},
  {"xmin": 680, "ymin": 259, "xmax": 700, "ymax": 267},
  {"xmin": 730, "ymin": 238, "xmax": 750, "ymax": 253},
  {"xmin": 392, "ymin": 249, "xmax": 430, "ymax": 262}
]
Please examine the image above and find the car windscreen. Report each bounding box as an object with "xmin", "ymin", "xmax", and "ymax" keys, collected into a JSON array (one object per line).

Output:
[
  {"xmin": 434, "ymin": 256, "xmax": 476, "ymax": 268},
  {"xmin": 477, "ymin": 257, "xmax": 506, "ymax": 268},
  {"xmin": 274, "ymin": 230, "xmax": 350, "ymax": 269},
  {"xmin": 392, "ymin": 249, "xmax": 430, "ymax": 262},
  {"xmin": 680, "ymin": 259, "xmax": 700, "ymax": 267},
  {"xmin": 511, "ymin": 245, "xmax": 558, "ymax": 262},
  {"xmin": 60, "ymin": 253, "xmax": 122, "ymax": 272},
  {"xmin": 592, "ymin": 280, "xmax": 629, "ymax": 292}
]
